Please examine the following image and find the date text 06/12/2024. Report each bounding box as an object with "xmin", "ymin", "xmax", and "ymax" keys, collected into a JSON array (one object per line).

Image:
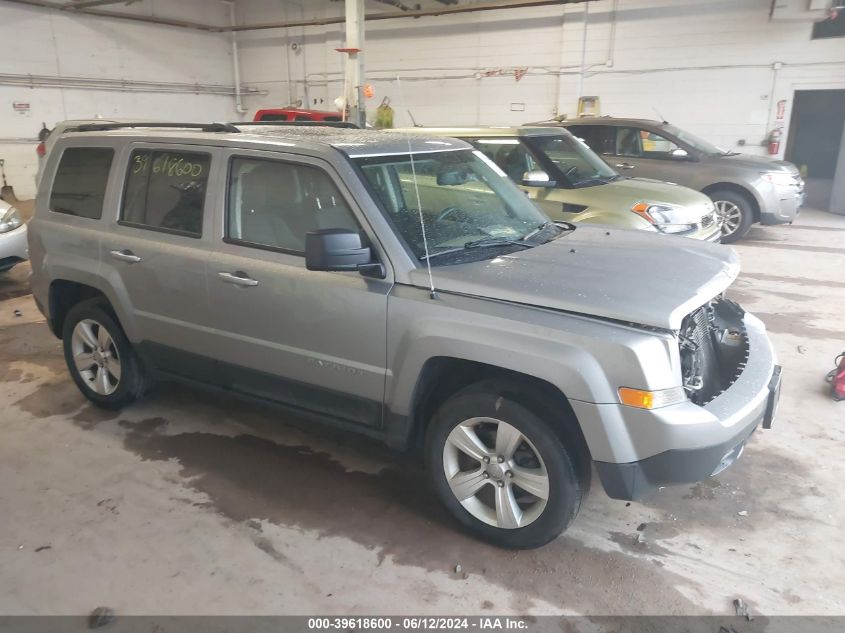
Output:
[{"xmin": 307, "ymin": 617, "xmax": 529, "ymax": 630}]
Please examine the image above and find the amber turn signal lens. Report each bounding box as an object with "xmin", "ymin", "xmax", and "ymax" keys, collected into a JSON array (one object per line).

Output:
[
  {"xmin": 630, "ymin": 202, "xmax": 653, "ymax": 222},
  {"xmin": 618, "ymin": 386, "xmax": 686, "ymax": 410},
  {"xmin": 619, "ymin": 387, "xmax": 654, "ymax": 409}
]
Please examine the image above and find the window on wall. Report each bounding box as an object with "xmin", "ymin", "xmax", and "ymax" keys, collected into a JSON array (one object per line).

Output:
[
  {"xmin": 121, "ymin": 149, "xmax": 210, "ymax": 237},
  {"xmin": 812, "ymin": 11, "xmax": 845, "ymax": 39},
  {"xmin": 49, "ymin": 148, "xmax": 114, "ymax": 219},
  {"xmin": 226, "ymin": 157, "xmax": 360, "ymax": 254}
]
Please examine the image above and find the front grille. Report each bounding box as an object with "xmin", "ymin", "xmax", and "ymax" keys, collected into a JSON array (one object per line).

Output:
[{"xmin": 679, "ymin": 298, "xmax": 749, "ymax": 406}]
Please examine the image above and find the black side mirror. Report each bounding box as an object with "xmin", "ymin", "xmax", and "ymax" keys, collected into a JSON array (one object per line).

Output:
[{"xmin": 305, "ymin": 229, "xmax": 382, "ymax": 277}]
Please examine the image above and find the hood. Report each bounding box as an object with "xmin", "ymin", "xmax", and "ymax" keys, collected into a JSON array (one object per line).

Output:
[
  {"xmin": 603, "ymin": 177, "xmax": 713, "ymax": 210},
  {"xmin": 410, "ymin": 225, "xmax": 739, "ymax": 330},
  {"xmin": 711, "ymin": 153, "xmax": 799, "ymax": 174}
]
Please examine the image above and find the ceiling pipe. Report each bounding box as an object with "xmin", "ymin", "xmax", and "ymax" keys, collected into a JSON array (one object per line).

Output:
[
  {"xmin": 221, "ymin": 0, "xmax": 248, "ymax": 116},
  {"xmin": 1, "ymin": 0, "xmax": 587, "ymax": 32},
  {"xmin": 371, "ymin": 0, "xmax": 415, "ymax": 11},
  {"xmin": 228, "ymin": 0, "xmax": 588, "ymax": 32},
  {"xmin": 62, "ymin": 0, "xmax": 141, "ymax": 9},
  {"xmin": 1, "ymin": 0, "xmax": 219, "ymax": 29}
]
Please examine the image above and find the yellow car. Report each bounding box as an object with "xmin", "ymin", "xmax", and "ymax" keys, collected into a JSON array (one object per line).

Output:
[{"xmin": 394, "ymin": 126, "xmax": 721, "ymax": 242}]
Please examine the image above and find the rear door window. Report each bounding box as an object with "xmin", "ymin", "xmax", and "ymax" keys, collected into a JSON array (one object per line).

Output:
[
  {"xmin": 121, "ymin": 149, "xmax": 210, "ymax": 238},
  {"xmin": 568, "ymin": 126, "xmax": 615, "ymax": 156},
  {"xmin": 49, "ymin": 147, "xmax": 114, "ymax": 219}
]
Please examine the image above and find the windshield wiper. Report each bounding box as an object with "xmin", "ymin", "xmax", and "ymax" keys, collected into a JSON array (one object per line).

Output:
[
  {"xmin": 520, "ymin": 221, "xmax": 552, "ymax": 241},
  {"xmin": 573, "ymin": 174, "xmax": 619, "ymax": 186},
  {"xmin": 420, "ymin": 238, "xmax": 534, "ymax": 262},
  {"xmin": 464, "ymin": 237, "xmax": 536, "ymax": 250}
]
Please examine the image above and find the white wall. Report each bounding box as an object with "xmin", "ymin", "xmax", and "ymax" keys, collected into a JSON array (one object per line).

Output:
[
  {"xmin": 5, "ymin": 0, "xmax": 842, "ymax": 199},
  {"xmin": 0, "ymin": 1, "xmax": 241, "ymax": 199},
  {"xmin": 238, "ymin": 0, "xmax": 845, "ymax": 157}
]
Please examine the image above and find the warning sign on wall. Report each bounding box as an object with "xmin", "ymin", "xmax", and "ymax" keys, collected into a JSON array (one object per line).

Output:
[{"xmin": 12, "ymin": 101, "xmax": 31, "ymax": 117}]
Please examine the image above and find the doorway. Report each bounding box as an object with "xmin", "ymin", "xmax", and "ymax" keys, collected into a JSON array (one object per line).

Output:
[{"xmin": 785, "ymin": 89, "xmax": 845, "ymax": 210}]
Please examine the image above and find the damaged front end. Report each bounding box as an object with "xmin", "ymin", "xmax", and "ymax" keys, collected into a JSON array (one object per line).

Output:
[{"xmin": 679, "ymin": 297, "xmax": 749, "ymax": 406}]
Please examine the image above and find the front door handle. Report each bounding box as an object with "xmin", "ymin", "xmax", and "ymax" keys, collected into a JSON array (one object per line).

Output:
[
  {"xmin": 615, "ymin": 163, "xmax": 636, "ymax": 170},
  {"xmin": 218, "ymin": 271, "xmax": 259, "ymax": 287},
  {"xmin": 110, "ymin": 249, "xmax": 142, "ymax": 263}
]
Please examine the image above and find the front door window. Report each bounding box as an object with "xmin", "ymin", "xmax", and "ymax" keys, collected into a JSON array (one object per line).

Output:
[{"xmin": 616, "ymin": 127, "xmax": 681, "ymax": 159}]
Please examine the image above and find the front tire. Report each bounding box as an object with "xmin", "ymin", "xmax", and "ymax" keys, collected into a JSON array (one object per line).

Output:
[
  {"xmin": 425, "ymin": 382, "xmax": 586, "ymax": 549},
  {"xmin": 62, "ymin": 299, "xmax": 148, "ymax": 409},
  {"xmin": 710, "ymin": 189, "xmax": 754, "ymax": 243}
]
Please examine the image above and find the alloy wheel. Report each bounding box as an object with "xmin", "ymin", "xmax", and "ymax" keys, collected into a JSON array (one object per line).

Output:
[
  {"xmin": 443, "ymin": 417, "xmax": 549, "ymax": 529},
  {"xmin": 70, "ymin": 319, "xmax": 121, "ymax": 396},
  {"xmin": 715, "ymin": 200, "xmax": 742, "ymax": 237}
]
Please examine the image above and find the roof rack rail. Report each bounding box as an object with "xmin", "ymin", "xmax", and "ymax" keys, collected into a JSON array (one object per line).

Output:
[
  {"xmin": 72, "ymin": 122, "xmax": 241, "ymax": 133},
  {"xmin": 233, "ymin": 121, "xmax": 361, "ymax": 129}
]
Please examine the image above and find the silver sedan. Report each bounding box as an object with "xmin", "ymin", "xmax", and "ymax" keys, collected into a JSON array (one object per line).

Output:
[{"xmin": 0, "ymin": 199, "xmax": 27, "ymax": 272}]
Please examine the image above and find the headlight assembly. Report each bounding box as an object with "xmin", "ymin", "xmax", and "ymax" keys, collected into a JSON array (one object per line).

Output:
[
  {"xmin": 631, "ymin": 202, "xmax": 695, "ymax": 235},
  {"xmin": 0, "ymin": 206, "xmax": 22, "ymax": 234},
  {"xmin": 762, "ymin": 171, "xmax": 796, "ymax": 187}
]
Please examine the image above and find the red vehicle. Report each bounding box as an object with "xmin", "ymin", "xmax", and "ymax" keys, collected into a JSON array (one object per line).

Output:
[{"xmin": 253, "ymin": 108, "xmax": 343, "ymax": 123}]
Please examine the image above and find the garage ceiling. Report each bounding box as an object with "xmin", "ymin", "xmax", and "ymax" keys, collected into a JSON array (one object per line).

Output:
[{"xmin": 0, "ymin": 0, "xmax": 588, "ymax": 31}]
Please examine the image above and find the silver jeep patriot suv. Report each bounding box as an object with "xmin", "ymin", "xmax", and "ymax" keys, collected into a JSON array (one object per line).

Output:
[{"xmin": 28, "ymin": 122, "xmax": 782, "ymax": 549}]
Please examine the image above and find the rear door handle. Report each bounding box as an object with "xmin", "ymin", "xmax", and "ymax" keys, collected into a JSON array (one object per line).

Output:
[
  {"xmin": 110, "ymin": 249, "xmax": 142, "ymax": 263},
  {"xmin": 218, "ymin": 271, "xmax": 259, "ymax": 287},
  {"xmin": 615, "ymin": 163, "xmax": 636, "ymax": 170}
]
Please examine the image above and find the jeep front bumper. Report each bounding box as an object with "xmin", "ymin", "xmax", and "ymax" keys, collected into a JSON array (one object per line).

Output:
[{"xmin": 570, "ymin": 312, "xmax": 779, "ymax": 501}]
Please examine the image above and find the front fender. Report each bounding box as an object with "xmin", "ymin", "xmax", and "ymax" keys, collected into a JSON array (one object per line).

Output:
[{"xmin": 385, "ymin": 285, "xmax": 678, "ymax": 417}]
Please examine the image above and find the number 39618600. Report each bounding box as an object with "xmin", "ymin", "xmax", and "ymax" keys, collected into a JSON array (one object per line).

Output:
[{"xmin": 133, "ymin": 153, "xmax": 204, "ymax": 178}]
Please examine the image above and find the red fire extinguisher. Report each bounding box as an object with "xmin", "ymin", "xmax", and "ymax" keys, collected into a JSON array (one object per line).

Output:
[
  {"xmin": 767, "ymin": 128, "xmax": 782, "ymax": 155},
  {"xmin": 828, "ymin": 352, "xmax": 845, "ymax": 402}
]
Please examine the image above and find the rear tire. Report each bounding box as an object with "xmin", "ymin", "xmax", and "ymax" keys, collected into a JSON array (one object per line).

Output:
[
  {"xmin": 425, "ymin": 381, "xmax": 586, "ymax": 549},
  {"xmin": 61, "ymin": 299, "xmax": 148, "ymax": 410},
  {"xmin": 710, "ymin": 189, "xmax": 754, "ymax": 244}
]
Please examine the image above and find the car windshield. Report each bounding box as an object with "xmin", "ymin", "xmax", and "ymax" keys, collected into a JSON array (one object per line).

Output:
[
  {"xmin": 354, "ymin": 149, "xmax": 555, "ymax": 264},
  {"xmin": 523, "ymin": 134, "xmax": 618, "ymax": 186},
  {"xmin": 661, "ymin": 124, "xmax": 728, "ymax": 155}
]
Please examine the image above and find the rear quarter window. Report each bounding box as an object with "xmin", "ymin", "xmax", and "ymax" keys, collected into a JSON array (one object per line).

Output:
[
  {"xmin": 49, "ymin": 147, "xmax": 114, "ymax": 219},
  {"xmin": 120, "ymin": 149, "xmax": 210, "ymax": 238}
]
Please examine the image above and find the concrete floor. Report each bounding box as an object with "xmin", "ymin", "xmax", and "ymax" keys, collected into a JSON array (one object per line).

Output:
[{"xmin": 1, "ymin": 205, "xmax": 843, "ymax": 616}]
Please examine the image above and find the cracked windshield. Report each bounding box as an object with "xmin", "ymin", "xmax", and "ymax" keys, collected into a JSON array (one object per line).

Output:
[{"xmin": 355, "ymin": 149, "xmax": 556, "ymax": 264}]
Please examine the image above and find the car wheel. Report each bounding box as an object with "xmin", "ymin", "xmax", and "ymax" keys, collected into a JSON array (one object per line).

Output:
[
  {"xmin": 426, "ymin": 381, "xmax": 586, "ymax": 549},
  {"xmin": 710, "ymin": 189, "xmax": 754, "ymax": 243},
  {"xmin": 62, "ymin": 299, "xmax": 148, "ymax": 409}
]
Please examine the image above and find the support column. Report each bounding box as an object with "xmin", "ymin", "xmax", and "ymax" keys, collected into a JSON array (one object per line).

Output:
[
  {"xmin": 830, "ymin": 122, "xmax": 845, "ymax": 215},
  {"xmin": 343, "ymin": 0, "xmax": 366, "ymax": 128}
]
